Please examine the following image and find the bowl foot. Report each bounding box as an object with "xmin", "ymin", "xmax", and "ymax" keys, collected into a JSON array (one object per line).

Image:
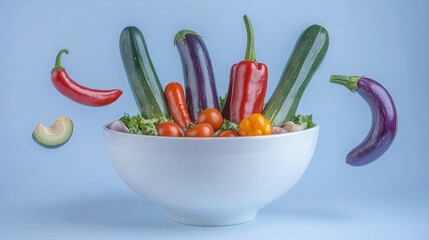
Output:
[{"xmin": 169, "ymin": 210, "xmax": 259, "ymax": 227}]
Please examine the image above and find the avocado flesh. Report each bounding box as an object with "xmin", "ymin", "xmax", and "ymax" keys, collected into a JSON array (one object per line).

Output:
[{"xmin": 33, "ymin": 116, "xmax": 73, "ymax": 148}]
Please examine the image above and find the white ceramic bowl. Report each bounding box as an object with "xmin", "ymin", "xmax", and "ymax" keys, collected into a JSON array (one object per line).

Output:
[{"xmin": 103, "ymin": 125, "xmax": 319, "ymax": 226}]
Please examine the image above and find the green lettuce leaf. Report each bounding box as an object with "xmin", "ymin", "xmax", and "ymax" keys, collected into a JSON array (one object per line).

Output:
[
  {"xmin": 214, "ymin": 119, "xmax": 238, "ymax": 136},
  {"xmin": 292, "ymin": 114, "xmax": 314, "ymax": 129},
  {"xmin": 120, "ymin": 113, "xmax": 169, "ymax": 135}
]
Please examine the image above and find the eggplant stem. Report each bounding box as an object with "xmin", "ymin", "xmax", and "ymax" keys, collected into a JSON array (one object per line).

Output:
[
  {"xmin": 174, "ymin": 30, "xmax": 199, "ymax": 45},
  {"xmin": 330, "ymin": 75, "xmax": 361, "ymax": 92}
]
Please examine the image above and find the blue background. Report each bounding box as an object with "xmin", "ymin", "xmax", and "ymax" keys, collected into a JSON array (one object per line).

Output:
[{"xmin": 1, "ymin": 0, "xmax": 428, "ymax": 239}]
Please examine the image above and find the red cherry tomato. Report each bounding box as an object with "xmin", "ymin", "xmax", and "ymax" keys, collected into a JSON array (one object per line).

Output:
[
  {"xmin": 185, "ymin": 123, "xmax": 214, "ymax": 137},
  {"xmin": 217, "ymin": 130, "xmax": 239, "ymax": 137},
  {"xmin": 156, "ymin": 122, "xmax": 184, "ymax": 137},
  {"xmin": 196, "ymin": 108, "xmax": 223, "ymax": 131}
]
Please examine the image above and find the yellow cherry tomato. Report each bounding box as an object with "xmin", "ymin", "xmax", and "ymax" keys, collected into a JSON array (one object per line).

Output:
[{"xmin": 238, "ymin": 113, "xmax": 272, "ymax": 136}]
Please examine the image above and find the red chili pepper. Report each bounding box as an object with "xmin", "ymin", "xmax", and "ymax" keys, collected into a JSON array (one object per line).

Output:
[
  {"xmin": 164, "ymin": 82, "xmax": 192, "ymax": 128},
  {"xmin": 51, "ymin": 49, "xmax": 122, "ymax": 107},
  {"xmin": 222, "ymin": 15, "xmax": 268, "ymax": 124}
]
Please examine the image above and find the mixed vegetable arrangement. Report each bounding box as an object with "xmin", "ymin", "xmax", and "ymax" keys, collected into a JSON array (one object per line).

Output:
[
  {"xmin": 32, "ymin": 14, "xmax": 398, "ymax": 166},
  {"xmin": 112, "ymin": 15, "xmax": 319, "ymax": 138}
]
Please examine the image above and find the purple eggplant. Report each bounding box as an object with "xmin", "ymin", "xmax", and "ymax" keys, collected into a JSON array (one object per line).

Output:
[
  {"xmin": 330, "ymin": 75, "xmax": 397, "ymax": 166},
  {"xmin": 174, "ymin": 30, "xmax": 220, "ymax": 121}
]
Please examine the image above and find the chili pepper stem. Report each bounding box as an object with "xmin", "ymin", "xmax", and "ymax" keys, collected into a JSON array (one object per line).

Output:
[
  {"xmin": 243, "ymin": 15, "xmax": 256, "ymax": 62},
  {"xmin": 330, "ymin": 75, "xmax": 361, "ymax": 92},
  {"xmin": 54, "ymin": 49, "xmax": 69, "ymax": 71}
]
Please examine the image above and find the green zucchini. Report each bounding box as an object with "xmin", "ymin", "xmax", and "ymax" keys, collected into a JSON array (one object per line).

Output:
[
  {"xmin": 263, "ymin": 24, "xmax": 329, "ymax": 126},
  {"xmin": 119, "ymin": 26, "xmax": 170, "ymax": 119}
]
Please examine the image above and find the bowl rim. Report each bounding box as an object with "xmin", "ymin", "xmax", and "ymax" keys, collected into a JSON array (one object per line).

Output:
[{"xmin": 103, "ymin": 123, "xmax": 319, "ymax": 141}]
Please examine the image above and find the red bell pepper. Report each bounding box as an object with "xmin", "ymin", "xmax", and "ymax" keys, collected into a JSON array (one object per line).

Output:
[
  {"xmin": 51, "ymin": 49, "xmax": 122, "ymax": 107},
  {"xmin": 222, "ymin": 15, "xmax": 268, "ymax": 124}
]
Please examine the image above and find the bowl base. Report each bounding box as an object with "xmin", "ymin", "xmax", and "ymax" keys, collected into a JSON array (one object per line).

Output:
[{"xmin": 169, "ymin": 210, "xmax": 259, "ymax": 227}]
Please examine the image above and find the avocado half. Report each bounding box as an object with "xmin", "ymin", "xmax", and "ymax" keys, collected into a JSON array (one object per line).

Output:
[{"xmin": 33, "ymin": 116, "xmax": 73, "ymax": 148}]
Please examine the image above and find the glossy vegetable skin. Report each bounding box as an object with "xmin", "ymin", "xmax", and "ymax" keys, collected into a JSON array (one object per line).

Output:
[
  {"xmin": 51, "ymin": 49, "xmax": 122, "ymax": 106},
  {"xmin": 196, "ymin": 108, "xmax": 223, "ymax": 131},
  {"xmin": 165, "ymin": 82, "xmax": 191, "ymax": 129},
  {"xmin": 238, "ymin": 113, "xmax": 272, "ymax": 136},
  {"xmin": 330, "ymin": 75, "xmax": 397, "ymax": 166},
  {"xmin": 217, "ymin": 130, "xmax": 238, "ymax": 137},
  {"xmin": 120, "ymin": 26, "xmax": 171, "ymax": 119},
  {"xmin": 174, "ymin": 30, "xmax": 220, "ymax": 121},
  {"xmin": 185, "ymin": 123, "xmax": 214, "ymax": 137},
  {"xmin": 222, "ymin": 15, "xmax": 268, "ymax": 124},
  {"xmin": 156, "ymin": 122, "xmax": 185, "ymax": 137},
  {"xmin": 263, "ymin": 24, "xmax": 329, "ymax": 126}
]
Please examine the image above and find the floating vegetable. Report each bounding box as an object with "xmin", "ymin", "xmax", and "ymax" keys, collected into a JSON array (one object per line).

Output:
[
  {"xmin": 165, "ymin": 82, "xmax": 192, "ymax": 129},
  {"xmin": 238, "ymin": 113, "xmax": 272, "ymax": 136},
  {"xmin": 174, "ymin": 30, "xmax": 220, "ymax": 121},
  {"xmin": 51, "ymin": 49, "xmax": 122, "ymax": 106},
  {"xmin": 33, "ymin": 116, "xmax": 73, "ymax": 148},
  {"xmin": 120, "ymin": 26, "xmax": 171, "ymax": 119},
  {"xmin": 330, "ymin": 75, "xmax": 398, "ymax": 166},
  {"xmin": 222, "ymin": 15, "xmax": 268, "ymax": 124},
  {"xmin": 263, "ymin": 24, "xmax": 329, "ymax": 126}
]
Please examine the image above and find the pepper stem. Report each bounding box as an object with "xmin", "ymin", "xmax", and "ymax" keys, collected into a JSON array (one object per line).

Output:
[
  {"xmin": 330, "ymin": 75, "xmax": 362, "ymax": 92},
  {"xmin": 243, "ymin": 15, "xmax": 256, "ymax": 62},
  {"xmin": 54, "ymin": 49, "xmax": 69, "ymax": 71}
]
